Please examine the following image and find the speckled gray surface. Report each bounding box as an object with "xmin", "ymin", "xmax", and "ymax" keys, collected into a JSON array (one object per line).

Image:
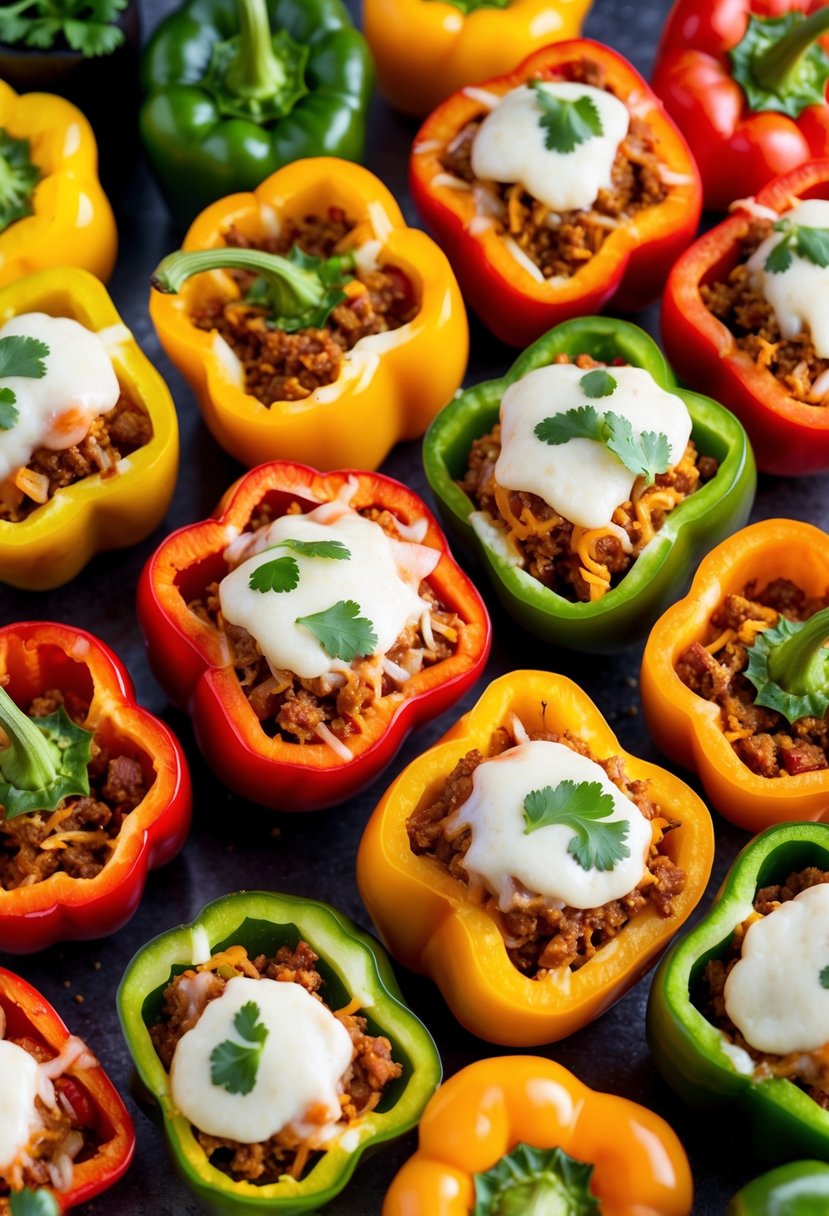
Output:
[{"xmin": 1, "ymin": 1, "xmax": 825, "ymax": 1213}]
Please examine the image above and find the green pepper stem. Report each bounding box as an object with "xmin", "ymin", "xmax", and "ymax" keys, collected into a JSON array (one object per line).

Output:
[
  {"xmin": 766, "ymin": 605, "xmax": 829, "ymax": 695},
  {"xmin": 225, "ymin": 0, "xmax": 287, "ymax": 101},
  {"xmin": 753, "ymin": 6, "xmax": 829, "ymax": 94},
  {"xmin": 152, "ymin": 246, "xmax": 328, "ymax": 316},
  {"xmin": 490, "ymin": 1179, "xmax": 585, "ymax": 1216},
  {"xmin": 0, "ymin": 687, "xmax": 59, "ymax": 793}
]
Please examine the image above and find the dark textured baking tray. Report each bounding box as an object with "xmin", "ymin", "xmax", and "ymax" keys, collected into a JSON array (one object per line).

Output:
[{"xmin": 2, "ymin": 0, "xmax": 825, "ymax": 1211}]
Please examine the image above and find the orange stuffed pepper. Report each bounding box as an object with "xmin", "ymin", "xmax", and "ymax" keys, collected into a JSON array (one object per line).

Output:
[{"xmin": 357, "ymin": 670, "xmax": 713, "ymax": 1045}]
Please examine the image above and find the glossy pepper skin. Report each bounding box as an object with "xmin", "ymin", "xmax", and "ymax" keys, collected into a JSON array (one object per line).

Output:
[
  {"xmin": 641, "ymin": 519, "xmax": 829, "ymax": 831},
  {"xmin": 357, "ymin": 671, "xmax": 714, "ymax": 1046},
  {"xmin": 140, "ymin": 0, "xmax": 373, "ymax": 228},
  {"xmin": 137, "ymin": 461, "xmax": 491, "ymax": 813},
  {"xmin": 383, "ymin": 1056, "xmax": 693, "ymax": 1216},
  {"xmin": 149, "ymin": 158, "xmax": 468, "ymax": 471},
  {"xmin": 662, "ymin": 161, "xmax": 829, "ymax": 477},
  {"xmin": 647, "ymin": 822, "xmax": 829, "ymax": 1163},
  {"xmin": 652, "ymin": 0, "xmax": 829, "ymax": 211},
  {"xmin": 423, "ymin": 317, "xmax": 756, "ymax": 654},
  {"xmin": 0, "ymin": 80, "xmax": 116, "ymax": 287},
  {"xmin": 117, "ymin": 890, "xmax": 442, "ymax": 1216},
  {"xmin": 0, "ymin": 966, "xmax": 135, "ymax": 1209},
  {"xmin": 0, "ymin": 621, "xmax": 191, "ymax": 953},
  {"xmin": 0, "ymin": 268, "xmax": 179, "ymax": 591},
  {"xmin": 729, "ymin": 1161, "xmax": 829, "ymax": 1214},
  {"xmin": 364, "ymin": 0, "xmax": 592, "ymax": 118},
  {"xmin": 410, "ymin": 41, "xmax": 702, "ymax": 347}
]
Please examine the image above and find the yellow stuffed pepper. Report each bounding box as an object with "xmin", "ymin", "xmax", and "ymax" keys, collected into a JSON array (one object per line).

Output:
[
  {"xmin": 357, "ymin": 670, "xmax": 714, "ymax": 1046},
  {"xmin": 149, "ymin": 157, "xmax": 468, "ymax": 472},
  {"xmin": 0, "ymin": 268, "xmax": 178, "ymax": 590},
  {"xmin": 0, "ymin": 80, "xmax": 117, "ymax": 287}
]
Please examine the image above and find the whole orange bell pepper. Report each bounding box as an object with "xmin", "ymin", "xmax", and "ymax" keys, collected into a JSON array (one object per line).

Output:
[
  {"xmin": 149, "ymin": 157, "xmax": 468, "ymax": 471},
  {"xmin": 364, "ymin": 0, "xmax": 592, "ymax": 117},
  {"xmin": 383, "ymin": 1056, "xmax": 693, "ymax": 1216},
  {"xmin": 0, "ymin": 80, "xmax": 116, "ymax": 288},
  {"xmin": 356, "ymin": 670, "xmax": 714, "ymax": 1046},
  {"xmin": 641, "ymin": 518, "xmax": 829, "ymax": 830}
]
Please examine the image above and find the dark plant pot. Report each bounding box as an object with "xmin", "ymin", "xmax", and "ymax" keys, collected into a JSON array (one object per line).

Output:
[{"xmin": 0, "ymin": 0, "xmax": 141, "ymax": 185}]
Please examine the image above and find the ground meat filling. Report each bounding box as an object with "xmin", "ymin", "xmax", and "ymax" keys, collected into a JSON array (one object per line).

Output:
[
  {"xmin": 702, "ymin": 867, "xmax": 829, "ymax": 1108},
  {"xmin": 702, "ymin": 217, "xmax": 829, "ymax": 406},
  {"xmin": 440, "ymin": 60, "xmax": 668, "ymax": 278},
  {"xmin": 461, "ymin": 352, "xmax": 718, "ymax": 603},
  {"xmin": 150, "ymin": 941, "xmax": 402, "ymax": 1184},
  {"xmin": 190, "ymin": 211, "xmax": 419, "ymax": 405},
  {"xmin": 188, "ymin": 501, "xmax": 462, "ymax": 746},
  {"xmin": 408, "ymin": 726, "xmax": 685, "ymax": 977},
  {"xmin": 0, "ymin": 393, "xmax": 154, "ymax": 523},
  {"xmin": 0, "ymin": 688, "xmax": 149, "ymax": 888},
  {"xmin": 675, "ymin": 578, "xmax": 829, "ymax": 778}
]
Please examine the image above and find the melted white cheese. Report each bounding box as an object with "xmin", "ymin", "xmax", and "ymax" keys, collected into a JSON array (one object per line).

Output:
[
  {"xmin": 219, "ymin": 501, "xmax": 438, "ymax": 680},
  {"xmin": 445, "ymin": 739, "xmax": 652, "ymax": 913},
  {"xmin": 747, "ymin": 200, "xmax": 829, "ymax": 358},
  {"xmin": 0, "ymin": 1040, "xmax": 52, "ymax": 1171},
  {"xmin": 724, "ymin": 883, "xmax": 829, "ymax": 1056},
  {"xmin": 170, "ymin": 977, "xmax": 354, "ymax": 1144},
  {"xmin": 470, "ymin": 82, "xmax": 629, "ymax": 213},
  {"xmin": 495, "ymin": 363, "xmax": 692, "ymax": 530},
  {"xmin": 0, "ymin": 313, "xmax": 120, "ymax": 484}
]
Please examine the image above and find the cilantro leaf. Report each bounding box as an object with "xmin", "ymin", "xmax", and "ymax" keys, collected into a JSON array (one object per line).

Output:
[
  {"xmin": 534, "ymin": 404, "xmax": 603, "ymax": 446},
  {"xmin": 296, "ymin": 600, "xmax": 378, "ymax": 662},
  {"xmin": 523, "ymin": 780, "xmax": 630, "ymax": 872},
  {"xmin": 210, "ymin": 1000, "xmax": 269, "ymax": 1096},
  {"xmin": 765, "ymin": 218, "xmax": 829, "ymax": 274},
  {"xmin": 820, "ymin": 966, "xmax": 829, "ymax": 990},
  {"xmin": 275, "ymin": 538, "xmax": 350, "ymax": 560},
  {"xmin": 531, "ymin": 81, "xmax": 603, "ymax": 154},
  {"xmin": 795, "ymin": 224, "xmax": 829, "ymax": 268},
  {"xmin": 0, "ymin": 0, "xmax": 126, "ymax": 57},
  {"xmin": 248, "ymin": 556, "xmax": 300, "ymax": 594},
  {"xmin": 0, "ymin": 387, "xmax": 19, "ymax": 431},
  {"xmin": 580, "ymin": 369, "xmax": 617, "ymax": 398},
  {"xmin": 604, "ymin": 413, "xmax": 671, "ymax": 486},
  {"xmin": 9, "ymin": 1189, "xmax": 60, "ymax": 1216},
  {"xmin": 0, "ymin": 130, "xmax": 40, "ymax": 236},
  {"xmin": 0, "ymin": 335, "xmax": 49, "ymax": 380},
  {"xmin": 765, "ymin": 233, "xmax": 795, "ymax": 274}
]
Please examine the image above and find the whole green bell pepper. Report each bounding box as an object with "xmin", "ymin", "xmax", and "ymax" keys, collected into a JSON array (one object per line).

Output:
[
  {"xmin": 422, "ymin": 317, "xmax": 756, "ymax": 653},
  {"xmin": 647, "ymin": 822, "xmax": 829, "ymax": 1164},
  {"xmin": 140, "ymin": 0, "xmax": 373, "ymax": 228},
  {"xmin": 729, "ymin": 1162, "xmax": 829, "ymax": 1215},
  {"xmin": 117, "ymin": 890, "xmax": 442, "ymax": 1215}
]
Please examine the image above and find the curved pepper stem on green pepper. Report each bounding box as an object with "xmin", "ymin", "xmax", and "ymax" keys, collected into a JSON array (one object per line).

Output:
[
  {"xmin": 474, "ymin": 1144, "xmax": 600, "ymax": 1216},
  {"xmin": 0, "ymin": 686, "xmax": 92, "ymax": 820},
  {"xmin": 151, "ymin": 244, "xmax": 357, "ymax": 333},
  {"xmin": 731, "ymin": 7, "xmax": 829, "ymax": 119},
  {"xmin": 204, "ymin": 0, "xmax": 309, "ymax": 123},
  {"xmin": 744, "ymin": 606, "xmax": 829, "ymax": 724}
]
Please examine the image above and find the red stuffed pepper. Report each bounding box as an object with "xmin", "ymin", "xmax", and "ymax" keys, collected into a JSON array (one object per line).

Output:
[
  {"xmin": 0, "ymin": 966, "xmax": 134, "ymax": 1209},
  {"xmin": 662, "ymin": 160, "xmax": 829, "ymax": 476},
  {"xmin": 652, "ymin": 0, "xmax": 829, "ymax": 211},
  {"xmin": 138, "ymin": 462, "xmax": 491, "ymax": 812},
  {"xmin": 410, "ymin": 41, "xmax": 701, "ymax": 346},
  {"xmin": 0, "ymin": 621, "xmax": 191, "ymax": 954}
]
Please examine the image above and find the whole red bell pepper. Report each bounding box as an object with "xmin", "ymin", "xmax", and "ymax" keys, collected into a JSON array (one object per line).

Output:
[
  {"xmin": 137, "ymin": 462, "xmax": 491, "ymax": 813},
  {"xmin": 0, "ymin": 966, "xmax": 135, "ymax": 1209},
  {"xmin": 661, "ymin": 160, "xmax": 829, "ymax": 476},
  {"xmin": 410, "ymin": 41, "xmax": 701, "ymax": 347},
  {"xmin": 0, "ymin": 621, "xmax": 191, "ymax": 953},
  {"xmin": 652, "ymin": 0, "xmax": 829, "ymax": 210}
]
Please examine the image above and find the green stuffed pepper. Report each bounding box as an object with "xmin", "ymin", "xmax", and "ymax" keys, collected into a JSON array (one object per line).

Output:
[
  {"xmin": 118, "ymin": 891, "xmax": 441, "ymax": 1215},
  {"xmin": 422, "ymin": 317, "xmax": 756, "ymax": 653},
  {"xmin": 140, "ymin": 0, "xmax": 373, "ymax": 227},
  {"xmin": 729, "ymin": 1162, "xmax": 829, "ymax": 1215},
  {"xmin": 647, "ymin": 823, "xmax": 829, "ymax": 1164}
]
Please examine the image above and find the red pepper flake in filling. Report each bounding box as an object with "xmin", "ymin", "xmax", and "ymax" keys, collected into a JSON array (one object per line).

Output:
[
  {"xmin": 407, "ymin": 726, "xmax": 685, "ymax": 978},
  {"xmin": 675, "ymin": 578, "xmax": 829, "ymax": 777}
]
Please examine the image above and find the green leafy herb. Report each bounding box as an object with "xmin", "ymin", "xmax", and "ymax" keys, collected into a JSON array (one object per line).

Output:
[
  {"xmin": 0, "ymin": 387, "xmax": 18, "ymax": 431},
  {"xmin": 210, "ymin": 1000, "xmax": 269, "ymax": 1096},
  {"xmin": 743, "ymin": 607, "xmax": 829, "ymax": 724},
  {"xmin": 580, "ymin": 369, "xmax": 617, "ymax": 398},
  {"xmin": 534, "ymin": 406, "xmax": 671, "ymax": 486},
  {"xmin": 820, "ymin": 966, "xmax": 829, "ymax": 990},
  {"xmin": 0, "ymin": 689, "xmax": 93, "ymax": 821},
  {"xmin": 523, "ymin": 780, "xmax": 630, "ymax": 872},
  {"xmin": 473, "ymin": 1143, "xmax": 600, "ymax": 1216},
  {"xmin": 246, "ymin": 244, "xmax": 356, "ymax": 333},
  {"xmin": 531, "ymin": 80, "xmax": 603, "ymax": 154},
  {"xmin": 296, "ymin": 600, "xmax": 378, "ymax": 662},
  {"xmin": 764, "ymin": 217, "xmax": 829, "ymax": 274},
  {"xmin": 9, "ymin": 1189, "xmax": 61, "ymax": 1216},
  {"xmin": 0, "ymin": 130, "xmax": 40, "ymax": 236},
  {"xmin": 0, "ymin": 0, "xmax": 127, "ymax": 57},
  {"xmin": 248, "ymin": 538, "xmax": 350, "ymax": 594},
  {"xmin": 0, "ymin": 334, "xmax": 49, "ymax": 434}
]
